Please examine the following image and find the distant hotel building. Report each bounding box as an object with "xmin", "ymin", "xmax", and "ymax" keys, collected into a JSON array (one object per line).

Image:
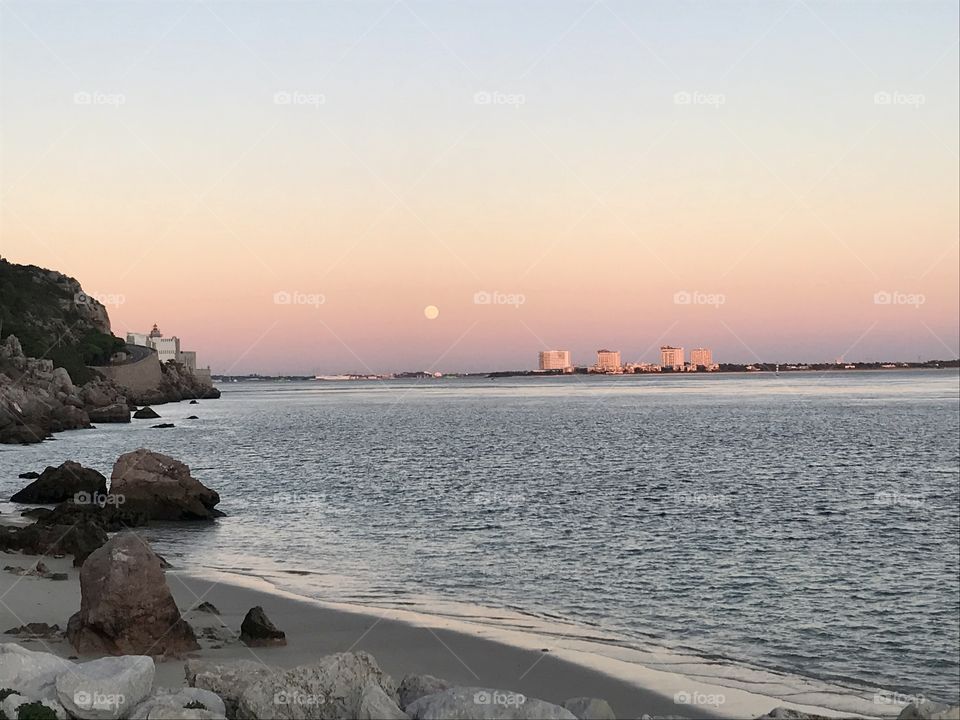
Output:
[
  {"xmin": 127, "ymin": 324, "xmax": 212, "ymax": 385},
  {"xmin": 660, "ymin": 346, "xmax": 684, "ymax": 369},
  {"xmin": 595, "ymin": 349, "xmax": 622, "ymax": 373},
  {"xmin": 538, "ymin": 350, "xmax": 572, "ymax": 372},
  {"xmin": 691, "ymin": 348, "xmax": 713, "ymax": 368}
]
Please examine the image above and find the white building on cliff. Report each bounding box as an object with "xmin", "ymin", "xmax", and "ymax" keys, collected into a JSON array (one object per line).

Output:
[{"xmin": 127, "ymin": 324, "xmax": 211, "ymax": 385}]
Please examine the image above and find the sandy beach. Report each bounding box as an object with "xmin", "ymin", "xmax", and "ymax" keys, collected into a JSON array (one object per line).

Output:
[{"xmin": 0, "ymin": 546, "xmax": 889, "ymax": 719}]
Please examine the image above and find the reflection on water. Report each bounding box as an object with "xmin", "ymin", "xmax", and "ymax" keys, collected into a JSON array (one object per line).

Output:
[{"xmin": 1, "ymin": 371, "xmax": 958, "ymax": 703}]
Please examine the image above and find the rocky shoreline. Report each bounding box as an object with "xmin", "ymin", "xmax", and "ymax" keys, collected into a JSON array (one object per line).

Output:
[{"xmin": 0, "ymin": 334, "xmax": 219, "ymax": 445}]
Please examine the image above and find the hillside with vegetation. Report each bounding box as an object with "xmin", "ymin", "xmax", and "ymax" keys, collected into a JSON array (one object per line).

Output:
[{"xmin": 0, "ymin": 257, "xmax": 125, "ymax": 384}]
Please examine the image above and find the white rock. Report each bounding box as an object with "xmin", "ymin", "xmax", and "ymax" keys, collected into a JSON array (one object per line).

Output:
[
  {"xmin": 0, "ymin": 643, "xmax": 76, "ymax": 700},
  {"xmin": 405, "ymin": 687, "xmax": 577, "ymax": 720},
  {"xmin": 236, "ymin": 651, "xmax": 398, "ymax": 720},
  {"xmin": 186, "ymin": 659, "xmax": 278, "ymax": 718},
  {"xmin": 562, "ymin": 697, "xmax": 616, "ymax": 720},
  {"xmin": 56, "ymin": 655, "xmax": 155, "ymax": 720},
  {"xmin": 357, "ymin": 682, "xmax": 408, "ymax": 720},
  {"xmin": 130, "ymin": 687, "xmax": 227, "ymax": 719}
]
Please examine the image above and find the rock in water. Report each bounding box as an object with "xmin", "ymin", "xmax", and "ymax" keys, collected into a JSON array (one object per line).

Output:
[
  {"xmin": 56, "ymin": 655, "xmax": 154, "ymax": 720},
  {"xmin": 398, "ymin": 674, "xmax": 451, "ymax": 709},
  {"xmin": 405, "ymin": 687, "xmax": 577, "ymax": 719},
  {"xmin": 18, "ymin": 471, "xmax": 41, "ymax": 479},
  {"xmin": 87, "ymin": 403, "xmax": 131, "ymax": 423},
  {"xmin": 66, "ymin": 533, "xmax": 199, "ymax": 656},
  {"xmin": 110, "ymin": 448, "xmax": 223, "ymax": 520},
  {"xmin": 236, "ymin": 651, "xmax": 398, "ymax": 720},
  {"xmin": 562, "ymin": 697, "xmax": 616, "ymax": 720},
  {"xmin": 10, "ymin": 461, "xmax": 107, "ymax": 503},
  {"xmin": 133, "ymin": 406, "xmax": 161, "ymax": 419},
  {"xmin": 239, "ymin": 606, "xmax": 286, "ymax": 647},
  {"xmin": 0, "ymin": 642, "xmax": 76, "ymax": 699}
]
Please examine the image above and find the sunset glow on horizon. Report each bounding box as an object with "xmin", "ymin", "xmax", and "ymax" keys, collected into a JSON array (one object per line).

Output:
[{"xmin": 2, "ymin": 0, "xmax": 957, "ymax": 374}]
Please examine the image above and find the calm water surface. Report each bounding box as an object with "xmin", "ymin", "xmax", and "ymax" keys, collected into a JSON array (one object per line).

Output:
[{"xmin": 2, "ymin": 371, "xmax": 958, "ymax": 703}]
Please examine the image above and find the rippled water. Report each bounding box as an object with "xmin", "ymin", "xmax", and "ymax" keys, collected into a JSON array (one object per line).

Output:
[{"xmin": 2, "ymin": 371, "xmax": 958, "ymax": 703}]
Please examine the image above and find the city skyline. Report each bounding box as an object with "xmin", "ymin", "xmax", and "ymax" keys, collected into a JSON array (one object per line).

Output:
[{"xmin": 2, "ymin": 0, "xmax": 958, "ymax": 375}]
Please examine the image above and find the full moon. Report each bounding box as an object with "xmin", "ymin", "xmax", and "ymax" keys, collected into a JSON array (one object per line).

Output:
[{"xmin": 423, "ymin": 305, "xmax": 440, "ymax": 320}]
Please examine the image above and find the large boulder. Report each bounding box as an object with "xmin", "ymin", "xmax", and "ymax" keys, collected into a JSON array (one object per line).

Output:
[
  {"xmin": 562, "ymin": 697, "xmax": 616, "ymax": 720},
  {"xmin": 399, "ymin": 674, "xmax": 451, "ymax": 710},
  {"xmin": 10, "ymin": 461, "xmax": 107, "ymax": 503},
  {"xmin": 239, "ymin": 606, "xmax": 286, "ymax": 647},
  {"xmin": 56, "ymin": 655, "xmax": 154, "ymax": 720},
  {"xmin": 37, "ymin": 500, "xmax": 149, "ymax": 532},
  {"xmin": 186, "ymin": 659, "xmax": 279, "ymax": 719},
  {"xmin": 236, "ymin": 652, "xmax": 398, "ymax": 720},
  {"xmin": 110, "ymin": 448, "xmax": 223, "ymax": 520},
  {"xmin": 405, "ymin": 687, "xmax": 577, "ymax": 720},
  {"xmin": 0, "ymin": 642, "xmax": 76, "ymax": 700},
  {"xmin": 133, "ymin": 406, "xmax": 161, "ymax": 419},
  {"xmin": 87, "ymin": 402, "xmax": 131, "ymax": 423},
  {"xmin": 1, "ymin": 693, "xmax": 70, "ymax": 720},
  {"xmin": 66, "ymin": 533, "xmax": 199, "ymax": 656}
]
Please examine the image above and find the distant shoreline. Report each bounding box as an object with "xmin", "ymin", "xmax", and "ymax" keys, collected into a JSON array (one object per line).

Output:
[{"xmin": 212, "ymin": 364, "xmax": 960, "ymax": 383}]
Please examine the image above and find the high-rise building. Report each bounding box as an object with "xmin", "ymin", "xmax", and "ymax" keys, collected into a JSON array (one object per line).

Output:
[
  {"xmin": 660, "ymin": 346, "xmax": 684, "ymax": 369},
  {"xmin": 595, "ymin": 349, "xmax": 622, "ymax": 373},
  {"xmin": 691, "ymin": 348, "xmax": 713, "ymax": 367},
  {"xmin": 538, "ymin": 350, "xmax": 572, "ymax": 371}
]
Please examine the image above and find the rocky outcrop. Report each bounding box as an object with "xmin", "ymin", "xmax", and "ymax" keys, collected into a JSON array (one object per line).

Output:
[
  {"xmin": 235, "ymin": 652, "xmax": 399, "ymax": 720},
  {"xmin": 66, "ymin": 533, "xmax": 199, "ymax": 656},
  {"xmin": 239, "ymin": 606, "xmax": 286, "ymax": 647},
  {"xmin": 10, "ymin": 460, "xmax": 107, "ymax": 503},
  {"xmin": 0, "ymin": 517, "xmax": 107, "ymax": 565},
  {"xmin": 134, "ymin": 406, "xmax": 161, "ymax": 419},
  {"xmin": 110, "ymin": 448, "xmax": 223, "ymax": 520},
  {"xmin": 127, "ymin": 360, "xmax": 221, "ymax": 405},
  {"xmin": 56, "ymin": 655, "xmax": 154, "ymax": 720},
  {"xmin": 405, "ymin": 687, "xmax": 577, "ymax": 719},
  {"xmin": 0, "ymin": 335, "xmax": 132, "ymax": 443}
]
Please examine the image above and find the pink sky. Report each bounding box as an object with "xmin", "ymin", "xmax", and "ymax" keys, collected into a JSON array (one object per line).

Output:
[{"xmin": 2, "ymin": 1, "xmax": 958, "ymax": 373}]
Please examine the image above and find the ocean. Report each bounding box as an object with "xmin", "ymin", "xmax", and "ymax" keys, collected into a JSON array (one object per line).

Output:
[{"xmin": 2, "ymin": 370, "xmax": 958, "ymax": 709}]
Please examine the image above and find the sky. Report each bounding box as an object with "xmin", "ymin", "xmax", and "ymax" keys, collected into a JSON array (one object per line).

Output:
[{"xmin": 1, "ymin": 0, "xmax": 958, "ymax": 374}]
